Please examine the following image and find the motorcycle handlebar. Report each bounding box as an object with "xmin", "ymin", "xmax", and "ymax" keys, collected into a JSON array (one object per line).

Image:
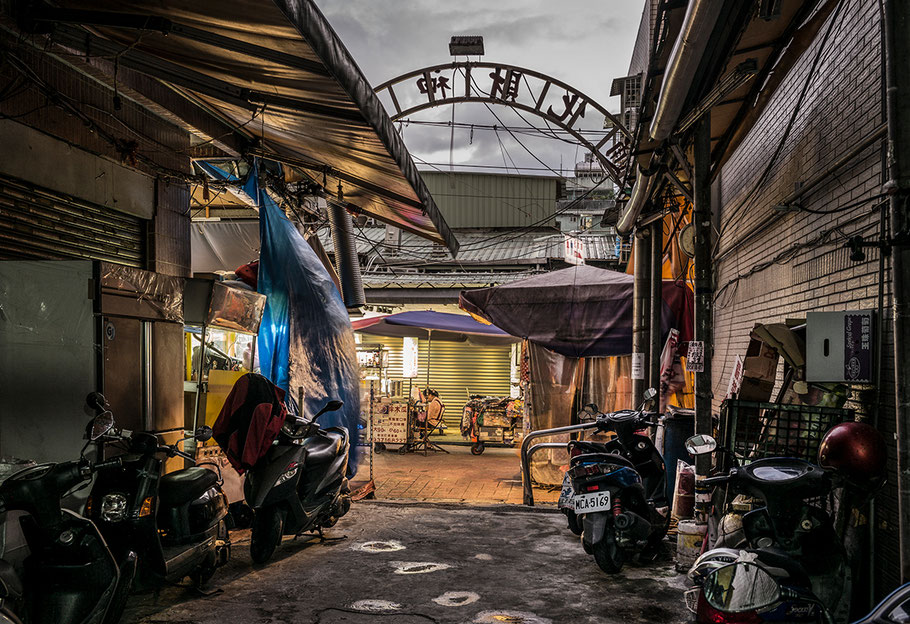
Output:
[
  {"xmin": 702, "ymin": 475, "xmax": 730, "ymax": 486},
  {"xmin": 92, "ymin": 457, "xmax": 123, "ymax": 472}
]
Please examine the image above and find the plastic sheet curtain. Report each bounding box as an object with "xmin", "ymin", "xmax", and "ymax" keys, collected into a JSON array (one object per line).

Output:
[
  {"xmin": 527, "ymin": 342, "xmax": 578, "ymax": 485},
  {"xmin": 579, "ymin": 357, "xmax": 633, "ymax": 414},
  {"xmin": 202, "ymin": 160, "xmax": 361, "ymax": 474}
]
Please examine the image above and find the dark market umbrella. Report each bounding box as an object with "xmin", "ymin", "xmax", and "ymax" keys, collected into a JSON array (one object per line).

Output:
[{"xmin": 459, "ymin": 265, "xmax": 693, "ymax": 358}]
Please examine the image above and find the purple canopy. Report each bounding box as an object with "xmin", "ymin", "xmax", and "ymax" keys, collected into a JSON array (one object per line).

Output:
[
  {"xmin": 352, "ymin": 310, "xmax": 518, "ymax": 346},
  {"xmin": 459, "ymin": 265, "xmax": 694, "ymax": 358}
]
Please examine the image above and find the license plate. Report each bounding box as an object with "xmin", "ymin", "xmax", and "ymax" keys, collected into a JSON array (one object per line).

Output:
[
  {"xmin": 557, "ymin": 474, "xmax": 574, "ymax": 509},
  {"xmin": 573, "ymin": 490, "xmax": 611, "ymax": 513}
]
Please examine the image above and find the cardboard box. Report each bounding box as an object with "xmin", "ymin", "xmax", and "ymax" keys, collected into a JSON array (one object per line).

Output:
[{"xmin": 736, "ymin": 332, "xmax": 779, "ymax": 402}]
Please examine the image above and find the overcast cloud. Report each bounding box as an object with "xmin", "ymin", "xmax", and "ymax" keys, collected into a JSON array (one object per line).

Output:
[{"xmin": 317, "ymin": 0, "xmax": 644, "ymax": 177}]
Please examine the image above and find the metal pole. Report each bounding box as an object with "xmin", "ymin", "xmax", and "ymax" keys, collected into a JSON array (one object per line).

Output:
[
  {"xmin": 632, "ymin": 227, "xmax": 652, "ymax": 407},
  {"xmin": 520, "ymin": 422, "xmax": 599, "ymax": 505},
  {"xmin": 650, "ymin": 220, "xmax": 664, "ymax": 394},
  {"xmin": 425, "ymin": 329, "xmax": 433, "ymax": 389},
  {"xmin": 693, "ymin": 116, "xmax": 714, "ymax": 486},
  {"xmin": 884, "ymin": 0, "xmax": 910, "ymax": 584},
  {"xmin": 192, "ymin": 325, "xmax": 207, "ymax": 433}
]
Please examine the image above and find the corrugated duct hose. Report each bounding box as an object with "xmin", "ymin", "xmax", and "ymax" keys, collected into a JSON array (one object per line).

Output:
[{"xmin": 327, "ymin": 200, "xmax": 365, "ymax": 308}]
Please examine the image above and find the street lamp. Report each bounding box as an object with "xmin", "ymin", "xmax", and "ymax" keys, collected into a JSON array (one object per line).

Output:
[{"xmin": 449, "ymin": 36, "xmax": 484, "ymax": 56}]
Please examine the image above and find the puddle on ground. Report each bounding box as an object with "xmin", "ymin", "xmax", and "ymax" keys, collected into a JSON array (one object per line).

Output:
[
  {"xmin": 350, "ymin": 540, "xmax": 406, "ymax": 553},
  {"xmin": 432, "ymin": 591, "xmax": 480, "ymax": 607},
  {"xmin": 473, "ymin": 611, "xmax": 553, "ymax": 624},
  {"xmin": 391, "ymin": 561, "xmax": 452, "ymax": 575},
  {"xmin": 349, "ymin": 599, "xmax": 401, "ymax": 612},
  {"xmin": 474, "ymin": 553, "xmax": 493, "ymax": 561}
]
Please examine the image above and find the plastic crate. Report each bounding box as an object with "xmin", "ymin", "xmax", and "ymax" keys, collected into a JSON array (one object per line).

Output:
[{"xmin": 720, "ymin": 400, "xmax": 854, "ymax": 464}]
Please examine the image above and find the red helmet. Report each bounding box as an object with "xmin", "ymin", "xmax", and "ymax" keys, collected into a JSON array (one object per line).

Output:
[{"xmin": 818, "ymin": 421, "xmax": 887, "ymax": 483}]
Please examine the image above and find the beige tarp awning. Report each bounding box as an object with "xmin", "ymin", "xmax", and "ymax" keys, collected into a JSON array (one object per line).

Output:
[{"xmin": 39, "ymin": 0, "xmax": 458, "ymax": 253}]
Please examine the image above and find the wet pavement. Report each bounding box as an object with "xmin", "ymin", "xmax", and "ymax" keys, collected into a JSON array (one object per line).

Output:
[{"xmin": 123, "ymin": 501, "xmax": 688, "ymax": 624}]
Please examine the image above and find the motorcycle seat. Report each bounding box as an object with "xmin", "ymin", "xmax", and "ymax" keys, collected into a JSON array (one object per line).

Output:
[
  {"xmin": 571, "ymin": 452, "xmax": 636, "ymax": 470},
  {"xmin": 304, "ymin": 430, "xmax": 345, "ymax": 465},
  {"xmin": 159, "ymin": 467, "xmax": 218, "ymax": 506}
]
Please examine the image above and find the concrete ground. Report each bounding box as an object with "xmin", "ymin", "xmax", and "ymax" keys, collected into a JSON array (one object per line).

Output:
[
  {"xmin": 122, "ymin": 501, "xmax": 689, "ymax": 624},
  {"xmin": 352, "ymin": 445, "xmax": 561, "ymax": 505}
]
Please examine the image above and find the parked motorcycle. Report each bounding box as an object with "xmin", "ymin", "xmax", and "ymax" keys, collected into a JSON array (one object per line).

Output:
[
  {"xmin": 701, "ymin": 559, "xmax": 910, "ymax": 624},
  {"xmin": 0, "ymin": 413, "xmax": 135, "ymax": 624},
  {"xmin": 85, "ymin": 393, "xmax": 230, "ymax": 589},
  {"xmin": 564, "ymin": 388, "xmax": 669, "ymax": 574},
  {"xmin": 244, "ymin": 399, "xmax": 352, "ymax": 564},
  {"xmin": 683, "ymin": 427, "xmax": 881, "ymax": 623}
]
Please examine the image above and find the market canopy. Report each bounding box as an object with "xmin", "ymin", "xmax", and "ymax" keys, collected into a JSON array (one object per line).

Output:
[
  {"xmin": 459, "ymin": 265, "xmax": 693, "ymax": 358},
  {"xmin": 35, "ymin": 0, "xmax": 457, "ymax": 253},
  {"xmin": 352, "ymin": 311, "xmax": 519, "ymax": 346}
]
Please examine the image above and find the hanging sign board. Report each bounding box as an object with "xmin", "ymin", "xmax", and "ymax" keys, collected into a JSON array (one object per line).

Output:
[
  {"xmin": 686, "ymin": 341, "xmax": 705, "ymax": 373},
  {"xmin": 631, "ymin": 352, "xmax": 645, "ymax": 380},
  {"xmin": 564, "ymin": 235, "xmax": 586, "ymax": 265},
  {"xmin": 725, "ymin": 354, "xmax": 744, "ymax": 399},
  {"xmin": 402, "ymin": 336, "xmax": 419, "ymax": 378}
]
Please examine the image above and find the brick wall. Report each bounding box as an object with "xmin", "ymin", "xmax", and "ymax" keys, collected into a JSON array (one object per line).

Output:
[
  {"xmin": 713, "ymin": 0, "xmax": 897, "ymax": 592},
  {"xmin": 0, "ymin": 35, "xmax": 191, "ymax": 276}
]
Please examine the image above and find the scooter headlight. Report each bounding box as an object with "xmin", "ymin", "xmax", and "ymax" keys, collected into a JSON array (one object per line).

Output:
[
  {"xmin": 276, "ymin": 464, "xmax": 299, "ymax": 486},
  {"xmin": 100, "ymin": 493, "xmax": 128, "ymax": 522}
]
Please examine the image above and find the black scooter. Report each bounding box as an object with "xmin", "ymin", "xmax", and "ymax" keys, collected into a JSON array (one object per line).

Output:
[
  {"xmin": 688, "ymin": 436, "xmax": 849, "ymax": 622},
  {"xmin": 85, "ymin": 393, "xmax": 230, "ymax": 588},
  {"xmin": 0, "ymin": 414, "xmax": 134, "ymax": 624},
  {"xmin": 565, "ymin": 389, "xmax": 669, "ymax": 574},
  {"xmin": 244, "ymin": 400, "xmax": 352, "ymax": 564}
]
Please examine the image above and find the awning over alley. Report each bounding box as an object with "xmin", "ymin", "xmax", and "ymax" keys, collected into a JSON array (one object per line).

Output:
[{"xmin": 25, "ymin": 0, "xmax": 458, "ymax": 253}]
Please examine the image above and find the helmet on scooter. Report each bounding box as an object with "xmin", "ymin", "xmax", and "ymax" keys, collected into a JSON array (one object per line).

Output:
[{"xmin": 817, "ymin": 421, "xmax": 887, "ymax": 484}]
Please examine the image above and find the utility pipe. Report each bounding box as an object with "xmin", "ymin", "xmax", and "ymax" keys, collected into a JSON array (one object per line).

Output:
[
  {"xmin": 649, "ymin": 0, "xmax": 726, "ymax": 142},
  {"xmin": 884, "ymin": 0, "xmax": 910, "ymax": 584},
  {"xmin": 649, "ymin": 220, "xmax": 663, "ymax": 393},
  {"xmin": 632, "ymin": 227, "xmax": 652, "ymax": 408},
  {"xmin": 616, "ymin": 165, "xmax": 658, "ymax": 236},
  {"xmin": 327, "ymin": 199, "xmax": 366, "ymax": 308},
  {"xmin": 692, "ymin": 117, "xmax": 714, "ymax": 489}
]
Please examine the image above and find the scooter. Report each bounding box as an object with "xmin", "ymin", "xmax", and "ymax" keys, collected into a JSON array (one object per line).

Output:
[
  {"xmin": 0, "ymin": 413, "xmax": 135, "ymax": 624},
  {"xmin": 85, "ymin": 393, "xmax": 230, "ymax": 588},
  {"xmin": 686, "ymin": 435, "xmax": 850, "ymax": 622},
  {"xmin": 700, "ymin": 558, "xmax": 910, "ymax": 624},
  {"xmin": 244, "ymin": 399, "xmax": 352, "ymax": 564},
  {"xmin": 566, "ymin": 388, "xmax": 669, "ymax": 574}
]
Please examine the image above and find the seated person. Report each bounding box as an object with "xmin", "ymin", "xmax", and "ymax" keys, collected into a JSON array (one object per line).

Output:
[{"xmin": 421, "ymin": 388, "xmax": 445, "ymax": 434}]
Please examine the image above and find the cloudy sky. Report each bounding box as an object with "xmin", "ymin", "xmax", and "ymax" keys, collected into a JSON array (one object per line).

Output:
[{"xmin": 317, "ymin": 1, "xmax": 644, "ymax": 178}]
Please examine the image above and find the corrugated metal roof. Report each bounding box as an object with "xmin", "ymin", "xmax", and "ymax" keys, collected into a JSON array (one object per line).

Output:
[{"xmin": 319, "ymin": 227, "xmax": 619, "ymax": 266}]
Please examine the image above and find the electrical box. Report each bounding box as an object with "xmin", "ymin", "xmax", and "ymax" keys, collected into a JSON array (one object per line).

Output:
[{"xmin": 806, "ymin": 310, "xmax": 874, "ymax": 383}]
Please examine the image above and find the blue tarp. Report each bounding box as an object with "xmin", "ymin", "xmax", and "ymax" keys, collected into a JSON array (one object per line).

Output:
[{"xmin": 200, "ymin": 160, "xmax": 361, "ymax": 474}]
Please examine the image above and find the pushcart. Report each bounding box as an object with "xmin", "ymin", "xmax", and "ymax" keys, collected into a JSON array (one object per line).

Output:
[
  {"xmin": 371, "ymin": 399, "xmax": 414, "ymax": 454},
  {"xmin": 461, "ymin": 396, "xmax": 522, "ymax": 455}
]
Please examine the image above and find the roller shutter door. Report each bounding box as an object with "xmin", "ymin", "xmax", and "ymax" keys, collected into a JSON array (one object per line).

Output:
[
  {"xmin": 360, "ymin": 335, "xmax": 512, "ymax": 429},
  {"xmin": 0, "ymin": 175, "xmax": 146, "ymax": 266}
]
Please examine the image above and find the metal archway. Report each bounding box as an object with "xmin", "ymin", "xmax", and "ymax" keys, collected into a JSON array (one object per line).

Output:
[{"xmin": 375, "ymin": 61, "xmax": 631, "ymax": 185}]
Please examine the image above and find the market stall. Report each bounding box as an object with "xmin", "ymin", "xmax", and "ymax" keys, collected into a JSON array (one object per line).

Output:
[
  {"xmin": 353, "ymin": 311, "xmax": 519, "ymax": 450},
  {"xmin": 460, "ymin": 265, "xmax": 694, "ymax": 485}
]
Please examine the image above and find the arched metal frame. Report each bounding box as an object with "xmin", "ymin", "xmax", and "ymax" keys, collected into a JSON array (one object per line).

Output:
[{"xmin": 375, "ymin": 62, "xmax": 631, "ymax": 186}]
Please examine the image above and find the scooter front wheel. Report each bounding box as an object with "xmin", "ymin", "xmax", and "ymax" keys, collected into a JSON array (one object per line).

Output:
[
  {"xmin": 471, "ymin": 442, "xmax": 485, "ymax": 455},
  {"xmin": 592, "ymin": 534, "xmax": 624, "ymax": 574},
  {"xmin": 250, "ymin": 507, "xmax": 286, "ymax": 564}
]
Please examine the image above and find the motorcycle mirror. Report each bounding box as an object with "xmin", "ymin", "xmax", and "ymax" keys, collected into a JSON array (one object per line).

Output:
[
  {"xmin": 685, "ymin": 434, "xmax": 718, "ymax": 457},
  {"xmin": 703, "ymin": 562, "xmax": 781, "ymax": 613},
  {"xmin": 89, "ymin": 412, "xmax": 115, "ymax": 441},
  {"xmin": 313, "ymin": 399, "xmax": 344, "ymax": 420},
  {"xmin": 643, "ymin": 388, "xmax": 657, "ymax": 402},
  {"xmin": 85, "ymin": 391, "xmax": 109, "ymax": 413},
  {"xmin": 195, "ymin": 425, "xmax": 213, "ymax": 442}
]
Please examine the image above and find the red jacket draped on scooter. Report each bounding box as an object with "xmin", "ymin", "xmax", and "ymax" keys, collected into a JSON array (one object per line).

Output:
[{"xmin": 213, "ymin": 373, "xmax": 287, "ymax": 474}]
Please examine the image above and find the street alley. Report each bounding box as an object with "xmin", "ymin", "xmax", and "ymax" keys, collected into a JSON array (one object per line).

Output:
[{"xmin": 122, "ymin": 502, "xmax": 687, "ymax": 624}]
